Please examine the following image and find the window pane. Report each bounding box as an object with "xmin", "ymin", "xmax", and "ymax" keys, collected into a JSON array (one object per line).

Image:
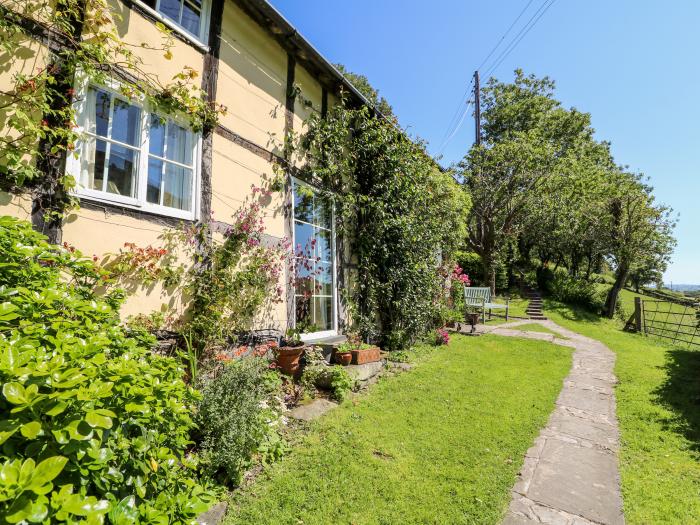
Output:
[
  {"xmin": 316, "ymin": 262, "xmax": 333, "ymax": 296},
  {"xmin": 315, "ymin": 195, "xmax": 332, "ymax": 228},
  {"xmin": 159, "ymin": 0, "xmax": 180, "ymax": 23},
  {"xmin": 295, "ymin": 295, "xmax": 312, "ymax": 327},
  {"xmin": 111, "ymin": 98, "xmax": 141, "ymax": 146},
  {"xmin": 295, "ymin": 258, "xmax": 313, "ymax": 296},
  {"xmin": 166, "ymin": 123, "xmax": 193, "ymax": 166},
  {"xmin": 105, "ymin": 144, "xmax": 137, "ymax": 197},
  {"xmin": 293, "ymin": 185, "xmax": 313, "ymax": 223},
  {"xmin": 149, "ymin": 114, "xmax": 166, "ymax": 157},
  {"xmin": 94, "ymin": 89, "xmax": 110, "ymax": 137},
  {"xmin": 313, "ymin": 297, "xmax": 332, "ymax": 331},
  {"xmin": 81, "ymin": 136, "xmax": 107, "ymax": 191},
  {"xmin": 293, "ymin": 221, "xmax": 314, "ymax": 256},
  {"xmin": 162, "ymin": 163, "xmax": 192, "ymax": 210},
  {"xmin": 316, "ymin": 229, "xmax": 332, "ymax": 262},
  {"xmin": 181, "ymin": 0, "xmax": 201, "ymax": 34},
  {"xmin": 93, "ymin": 139, "xmax": 107, "ymax": 191},
  {"xmin": 147, "ymin": 158, "xmax": 164, "ymax": 204}
]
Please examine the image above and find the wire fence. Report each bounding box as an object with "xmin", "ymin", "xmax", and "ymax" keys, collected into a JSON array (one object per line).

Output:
[{"xmin": 641, "ymin": 299, "xmax": 700, "ymax": 349}]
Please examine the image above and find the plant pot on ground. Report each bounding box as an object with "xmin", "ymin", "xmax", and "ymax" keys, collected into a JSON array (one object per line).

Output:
[
  {"xmin": 336, "ymin": 333, "xmax": 381, "ymax": 365},
  {"xmin": 276, "ymin": 328, "xmax": 306, "ymax": 376},
  {"xmin": 334, "ymin": 349, "xmax": 352, "ymax": 366}
]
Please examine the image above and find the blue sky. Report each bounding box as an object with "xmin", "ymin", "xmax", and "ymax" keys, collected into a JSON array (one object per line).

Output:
[{"xmin": 273, "ymin": 0, "xmax": 699, "ymax": 284}]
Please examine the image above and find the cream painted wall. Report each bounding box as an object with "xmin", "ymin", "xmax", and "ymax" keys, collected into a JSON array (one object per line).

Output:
[
  {"xmin": 61, "ymin": 205, "xmax": 187, "ymax": 319},
  {"xmin": 107, "ymin": 0, "xmax": 205, "ymax": 78},
  {"xmin": 210, "ymin": 133, "xmax": 286, "ymax": 238},
  {"xmin": 0, "ymin": 193, "xmax": 33, "ymax": 221},
  {"xmin": 217, "ymin": 2, "xmax": 286, "ymax": 156}
]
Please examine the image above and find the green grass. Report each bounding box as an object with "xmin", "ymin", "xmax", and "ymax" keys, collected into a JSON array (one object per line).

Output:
[
  {"xmin": 225, "ymin": 335, "xmax": 572, "ymax": 525},
  {"xmin": 476, "ymin": 295, "xmax": 530, "ymax": 326},
  {"xmin": 544, "ymin": 291, "xmax": 700, "ymax": 524}
]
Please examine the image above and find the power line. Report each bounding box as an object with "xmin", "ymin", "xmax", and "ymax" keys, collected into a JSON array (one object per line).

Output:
[
  {"xmin": 435, "ymin": 0, "xmax": 557, "ymax": 158},
  {"xmin": 483, "ymin": 0, "xmax": 558, "ymax": 79},
  {"xmin": 476, "ymin": 0, "xmax": 537, "ymax": 72},
  {"xmin": 437, "ymin": 77, "xmax": 474, "ymax": 150},
  {"xmin": 437, "ymin": 98, "xmax": 474, "ymax": 155},
  {"xmin": 435, "ymin": 0, "xmax": 540, "ymax": 156}
]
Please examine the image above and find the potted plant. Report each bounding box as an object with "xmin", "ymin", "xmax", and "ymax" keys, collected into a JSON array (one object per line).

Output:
[
  {"xmin": 338, "ymin": 333, "xmax": 381, "ymax": 365},
  {"xmin": 334, "ymin": 343, "xmax": 353, "ymax": 366},
  {"xmin": 276, "ymin": 327, "xmax": 306, "ymax": 376},
  {"xmin": 465, "ymin": 305, "xmax": 480, "ymax": 333}
]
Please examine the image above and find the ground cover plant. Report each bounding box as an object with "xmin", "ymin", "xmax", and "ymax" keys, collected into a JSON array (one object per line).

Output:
[
  {"xmin": 544, "ymin": 290, "xmax": 700, "ymax": 523},
  {"xmin": 225, "ymin": 334, "xmax": 572, "ymax": 524},
  {"xmin": 0, "ymin": 217, "xmax": 216, "ymax": 523}
]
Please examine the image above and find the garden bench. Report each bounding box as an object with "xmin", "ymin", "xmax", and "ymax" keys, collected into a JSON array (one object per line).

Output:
[{"xmin": 464, "ymin": 286, "xmax": 509, "ymax": 323}]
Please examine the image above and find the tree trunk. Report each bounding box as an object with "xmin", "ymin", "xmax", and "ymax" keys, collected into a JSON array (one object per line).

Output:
[
  {"xmin": 482, "ymin": 251, "xmax": 497, "ymax": 297},
  {"xmin": 604, "ymin": 262, "xmax": 630, "ymax": 318}
]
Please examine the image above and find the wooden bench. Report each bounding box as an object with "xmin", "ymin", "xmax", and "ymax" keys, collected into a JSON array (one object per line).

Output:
[{"xmin": 464, "ymin": 286, "xmax": 509, "ymax": 323}]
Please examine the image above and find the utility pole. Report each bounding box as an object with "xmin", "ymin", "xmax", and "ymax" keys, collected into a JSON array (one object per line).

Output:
[{"xmin": 473, "ymin": 70, "xmax": 481, "ymax": 146}]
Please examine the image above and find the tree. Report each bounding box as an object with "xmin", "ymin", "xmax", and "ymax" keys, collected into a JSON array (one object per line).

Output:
[
  {"xmin": 334, "ymin": 63, "xmax": 395, "ymax": 120},
  {"xmin": 458, "ymin": 70, "xmax": 601, "ymax": 294},
  {"xmin": 603, "ymin": 173, "xmax": 676, "ymax": 317}
]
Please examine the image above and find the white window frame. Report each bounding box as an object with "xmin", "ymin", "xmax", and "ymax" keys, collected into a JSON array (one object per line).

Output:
[
  {"xmin": 153, "ymin": 0, "xmax": 211, "ymax": 44},
  {"xmin": 68, "ymin": 78, "xmax": 202, "ymax": 221},
  {"xmin": 291, "ymin": 178, "xmax": 338, "ymax": 341}
]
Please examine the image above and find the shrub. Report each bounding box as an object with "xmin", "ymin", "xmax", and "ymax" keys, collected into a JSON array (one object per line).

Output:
[
  {"xmin": 195, "ymin": 358, "xmax": 284, "ymax": 484},
  {"xmin": 435, "ymin": 328, "xmax": 450, "ymax": 346},
  {"xmin": 545, "ymin": 270, "xmax": 605, "ymax": 312},
  {"xmin": 300, "ymin": 365, "xmax": 355, "ymax": 402},
  {"xmin": 0, "ymin": 217, "xmax": 216, "ymax": 523}
]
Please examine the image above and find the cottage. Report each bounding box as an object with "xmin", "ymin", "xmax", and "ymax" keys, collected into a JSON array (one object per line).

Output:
[{"xmin": 0, "ymin": 0, "xmax": 370, "ymax": 340}]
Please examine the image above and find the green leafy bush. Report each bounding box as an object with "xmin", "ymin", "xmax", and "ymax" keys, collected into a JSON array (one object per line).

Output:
[
  {"xmin": 545, "ymin": 270, "xmax": 604, "ymax": 312},
  {"xmin": 195, "ymin": 358, "xmax": 284, "ymax": 485},
  {"xmin": 301, "ymin": 365, "xmax": 355, "ymax": 402},
  {"xmin": 0, "ymin": 217, "xmax": 215, "ymax": 524}
]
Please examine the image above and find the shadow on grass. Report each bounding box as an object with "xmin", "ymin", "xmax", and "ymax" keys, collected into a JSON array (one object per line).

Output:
[
  {"xmin": 656, "ymin": 348, "xmax": 700, "ymax": 451},
  {"xmin": 543, "ymin": 299, "xmax": 603, "ymax": 324}
]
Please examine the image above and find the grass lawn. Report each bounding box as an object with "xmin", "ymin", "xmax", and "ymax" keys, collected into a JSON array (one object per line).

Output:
[
  {"xmin": 225, "ymin": 334, "xmax": 572, "ymax": 525},
  {"xmin": 544, "ymin": 292, "xmax": 700, "ymax": 524}
]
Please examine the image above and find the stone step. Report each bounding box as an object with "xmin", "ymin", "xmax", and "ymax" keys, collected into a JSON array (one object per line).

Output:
[{"xmin": 529, "ymin": 316, "xmax": 548, "ymax": 320}]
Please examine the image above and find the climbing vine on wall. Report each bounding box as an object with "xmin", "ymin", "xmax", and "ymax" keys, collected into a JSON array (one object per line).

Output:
[{"xmin": 295, "ymin": 94, "xmax": 471, "ymax": 350}]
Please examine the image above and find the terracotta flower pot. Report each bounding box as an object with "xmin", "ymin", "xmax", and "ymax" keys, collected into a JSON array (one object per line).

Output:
[
  {"xmin": 335, "ymin": 351, "xmax": 352, "ymax": 366},
  {"xmin": 276, "ymin": 345, "xmax": 305, "ymax": 376}
]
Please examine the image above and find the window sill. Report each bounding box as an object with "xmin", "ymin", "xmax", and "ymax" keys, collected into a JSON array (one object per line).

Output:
[
  {"xmin": 77, "ymin": 191, "xmax": 197, "ymax": 221},
  {"xmin": 130, "ymin": 0, "xmax": 210, "ymax": 54}
]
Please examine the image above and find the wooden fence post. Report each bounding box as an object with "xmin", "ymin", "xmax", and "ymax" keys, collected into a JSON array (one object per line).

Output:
[{"xmin": 634, "ymin": 297, "xmax": 644, "ymax": 333}]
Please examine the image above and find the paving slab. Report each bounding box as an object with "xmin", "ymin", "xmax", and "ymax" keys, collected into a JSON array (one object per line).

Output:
[
  {"xmin": 498, "ymin": 319, "xmax": 625, "ymax": 525},
  {"xmin": 197, "ymin": 501, "xmax": 228, "ymax": 525},
  {"xmin": 288, "ymin": 398, "xmax": 337, "ymax": 421}
]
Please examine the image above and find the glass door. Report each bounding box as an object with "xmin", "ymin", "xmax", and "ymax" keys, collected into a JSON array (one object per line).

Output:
[{"xmin": 292, "ymin": 179, "xmax": 336, "ymax": 338}]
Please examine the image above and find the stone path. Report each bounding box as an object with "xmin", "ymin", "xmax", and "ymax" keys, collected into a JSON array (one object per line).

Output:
[{"xmin": 473, "ymin": 319, "xmax": 625, "ymax": 525}]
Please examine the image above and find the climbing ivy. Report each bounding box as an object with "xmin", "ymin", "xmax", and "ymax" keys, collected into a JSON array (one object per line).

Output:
[{"xmin": 295, "ymin": 94, "xmax": 470, "ymax": 349}]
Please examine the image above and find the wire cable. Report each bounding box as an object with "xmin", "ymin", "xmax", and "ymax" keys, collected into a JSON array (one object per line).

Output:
[
  {"xmin": 436, "ymin": 78, "xmax": 474, "ymax": 152},
  {"xmin": 437, "ymin": 98, "xmax": 474, "ymax": 155},
  {"xmin": 483, "ymin": 0, "xmax": 558, "ymax": 79},
  {"xmin": 435, "ymin": 0, "xmax": 539, "ymax": 156},
  {"xmin": 476, "ymin": 0, "xmax": 537, "ymax": 72}
]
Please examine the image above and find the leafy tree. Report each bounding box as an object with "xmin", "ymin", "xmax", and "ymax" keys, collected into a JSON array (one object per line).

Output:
[
  {"xmin": 458, "ymin": 70, "xmax": 599, "ymax": 293},
  {"xmin": 602, "ymin": 173, "xmax": 676, "ymax": 317},
  {"xmin": 335, "ymin": 64, "xmax": 395, "ymax": 120}
]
